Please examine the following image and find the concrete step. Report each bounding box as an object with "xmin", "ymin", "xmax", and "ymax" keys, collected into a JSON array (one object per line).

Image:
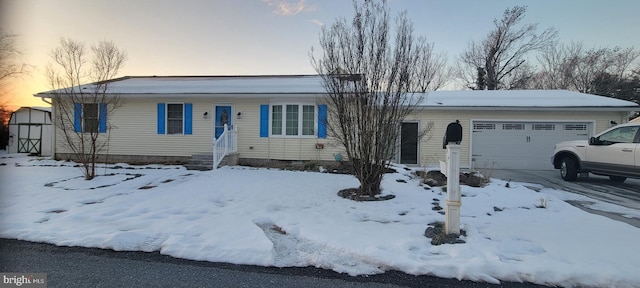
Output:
[{"xmin": 185, "ymin": 153, "xmax": 229, "ymax": 171}]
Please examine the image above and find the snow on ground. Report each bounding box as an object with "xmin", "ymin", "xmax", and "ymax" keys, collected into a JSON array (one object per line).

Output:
[{"xmin": 1, "ymin": 153, "xmax": 639, "ymax": 288}]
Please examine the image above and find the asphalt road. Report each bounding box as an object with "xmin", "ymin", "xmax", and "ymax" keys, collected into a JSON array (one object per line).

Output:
[
  {"xmin": 0, "ymin": 239, "xmax": 550, "ymax": 288},
  {"xmin": 491, "ymin": 169, "xmax": 640, "ymax": 227}
]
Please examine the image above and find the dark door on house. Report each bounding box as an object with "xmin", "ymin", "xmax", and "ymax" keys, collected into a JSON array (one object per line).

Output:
[
  {"xmin": 215, "ymin": 105, "xmax": 232, "ymax": 139},
  {"xmin": 400, "ymin": 122, "xmax": 418, "ymax": 164}
]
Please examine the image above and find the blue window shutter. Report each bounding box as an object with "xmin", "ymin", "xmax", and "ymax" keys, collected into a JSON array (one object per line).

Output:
[
  {"xmin": 318, "ymin": 104, "xmax": 327, "ymax": 138},
  {"xmin": 157, "ymin": 103, "xmax": 165, "ymax": 134},
  {"xmin": 184, "ymin": 103, "xmax": 193, "ymax": 135},
  {"xmin": 259, "ymin": 104, "xmax": 269, "ymax": 137},
  {"xmin": 98, "ymin": 103, "xmax": 107, "ymax": 133},
  {"xmin": 73, "ymin": 103, "xmax": 82, "ymax": 132}
]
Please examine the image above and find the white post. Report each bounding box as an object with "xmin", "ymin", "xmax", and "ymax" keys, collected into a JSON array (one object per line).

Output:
[
  {"xmin": 212, "ymin": 136, "xmax": 218, "ymax": 170},
  {"xmin": 445, "ymin": 144, "xmax": 461, "ymax": 235}
]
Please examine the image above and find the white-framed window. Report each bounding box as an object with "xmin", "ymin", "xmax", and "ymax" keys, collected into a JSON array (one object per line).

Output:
[
  {"xmin": 74, "ymin": 102, "xmax": 106, "ymax": 133},
  {"xmin": 82, "ymin": 103, "xmax": 99, "ymax": 133},
  {"xmin": 157, "ymin": 102, "xmax": 192, "ymax": 135},
  {"xmin": 166, "ymin": 103, "xmax": 184, "ymax": 134},
  {"xmin": 270, "ymin": 103, "xmax": 316, "ymax": 137}
]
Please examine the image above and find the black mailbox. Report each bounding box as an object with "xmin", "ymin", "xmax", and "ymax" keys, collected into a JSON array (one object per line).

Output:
[{"xmin": 443, "ymin": 120, "xmax": 463, "ymax": 149}]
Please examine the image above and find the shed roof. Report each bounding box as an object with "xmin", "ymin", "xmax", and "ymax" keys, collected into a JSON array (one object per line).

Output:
[
  {"xmin": 13, "ymin": 106, "xmax": 52, "ymax": 113},
  {"xmin": 35, "ymin": 75, "xmax": 639, "ymax": 110}
]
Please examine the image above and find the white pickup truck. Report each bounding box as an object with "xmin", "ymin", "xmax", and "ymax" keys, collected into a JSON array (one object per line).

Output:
[{"xmin": 552, "ymin": 122, "xmax": 640, "ymax": 182}]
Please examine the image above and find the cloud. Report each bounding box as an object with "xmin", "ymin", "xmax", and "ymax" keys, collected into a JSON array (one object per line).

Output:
[
  {"xmin": 262, "ymin": 0, "xmax": 317, "ymax": 16},
  {"xmin": 308, "ymin": 19, "xmax": 324, "ymax": 27}
]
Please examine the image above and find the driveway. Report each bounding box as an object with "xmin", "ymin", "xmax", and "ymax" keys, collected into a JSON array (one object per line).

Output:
[{"xmin": 490, "ymin": 169, "xmax": 640, "ymax": 227}]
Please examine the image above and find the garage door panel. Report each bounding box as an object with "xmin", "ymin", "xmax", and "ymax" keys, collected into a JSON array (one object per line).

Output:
[{"xmin": 472, "ymin": 121, "xmax": 592, "ymax": 170}]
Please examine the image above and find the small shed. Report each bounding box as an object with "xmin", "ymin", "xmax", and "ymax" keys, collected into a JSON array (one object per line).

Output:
[{"xmin": 8, "ymin": 107, "xmax": 52, "ymax": 156}]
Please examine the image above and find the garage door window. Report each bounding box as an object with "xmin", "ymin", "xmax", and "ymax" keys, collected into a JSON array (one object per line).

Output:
[
  {"xmin": 533, "ymin": 123, "xmax": 555, "ymax": 130},
  {"xmin": 564, "ymin": 124, "xmax": 587, "ymax": 131},
  {"xmin": 473, "ymin": 123, "xmax": 495, "ymax": 130},
  {"xmin": 502, "ymin": 123, "xmax": 524, "ymax": 130}
]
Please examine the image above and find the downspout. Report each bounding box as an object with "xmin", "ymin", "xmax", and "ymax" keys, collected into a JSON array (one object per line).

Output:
[{"xmin": 40, "ymin": 95, "xmax": 55, "ymax": 158}]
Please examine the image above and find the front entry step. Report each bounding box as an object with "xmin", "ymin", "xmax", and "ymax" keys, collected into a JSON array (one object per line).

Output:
[
  {"xmin": 185, "ymin": 153, "xmax": 216, "ymax": 171},
  {"xmin": 185, "ymin": 153, "xmax": 238, "ymax": 171}
]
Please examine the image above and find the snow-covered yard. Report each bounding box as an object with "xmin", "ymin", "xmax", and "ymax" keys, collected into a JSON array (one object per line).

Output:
[{"xmin": 1, "ymin": 153, "xmax": 639, "ymax": 287}]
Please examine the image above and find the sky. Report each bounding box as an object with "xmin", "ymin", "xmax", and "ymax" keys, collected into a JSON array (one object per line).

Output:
[
  {"xmin": 2, "ymin": 153, "xmax": 640, "ymax": 287},
  {"xmin": 1, "ymin": 0, "xmax": 639, "ymax": 109}
]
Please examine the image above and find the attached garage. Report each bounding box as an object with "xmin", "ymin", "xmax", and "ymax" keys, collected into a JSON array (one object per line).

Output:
[
  {"xmin": 405, "ymin": 90, "xmax": 639, "ymax": 171},
  {"xmin": 471, "ymin": 120, "xmax": 593, "ymax": 170}
]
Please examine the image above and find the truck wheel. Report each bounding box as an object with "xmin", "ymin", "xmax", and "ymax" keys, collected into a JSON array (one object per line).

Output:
[
  {"xmin": 609, "ymin": 176, "xmax": 627, "ymax": 182},
  {"xmin": 560, "ymin": 157, "xmax": 578, "ymax": 181}
]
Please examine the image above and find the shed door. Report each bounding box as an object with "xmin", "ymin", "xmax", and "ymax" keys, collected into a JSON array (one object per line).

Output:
[
  {"xmin": 472, "ymin": 121, "xmax": 592, "ymax": 170},
  {"xmin": 17, "ymin": 124, "xmax": 42, "ymax": 154},
  {"xmin": 400, "ymin": 122, "xmax": 419, "ymax": 164}
]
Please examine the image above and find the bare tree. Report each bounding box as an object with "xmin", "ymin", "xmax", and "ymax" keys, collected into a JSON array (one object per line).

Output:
[
  {"xmin": 0, "ymin": 104, "xmax": 10, "ymax": 150},
  {"xmin": 578, "ymin": 46, "xmax": 640, "ymax": 94},
  {"xmin": 458, "ymin": 6, "xmax": 557, "ymax": 90},
  {"xmin": 0, "ymin": 33, "xmax": 31, "ymax": 103},
  {"xmin": 531, "ymin": 42, "xmax": 582, "ymax": 89},
  {"xmin": 530, "ymin": 42, "xmax": 639, "ymax": 100},
  {"xmin": 414, "ymin": 38, "xmax": 450, "ymax": 92},
  {"xmin": 311, "ymin": 0, "xmax": 427, "ymax": 197},
  {"xmin": 0, "ymin": 33, "xmax": 31, "ymax": 150},
  {"xmin": 46, "ymin": 38, "xmax": 126, "ymax": 180},
  {"xmin": 541, "ymin": 44, "xmax": 639, "ymax": 94}
]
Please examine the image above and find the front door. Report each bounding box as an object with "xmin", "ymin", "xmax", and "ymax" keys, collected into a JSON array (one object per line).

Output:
[
  {"xmin": 214, "ymin": 105, "xmax": 232, "ymax": 139},
  {"xmin": 400, "ymin": 122, "xmax": 419, "ymax": 164}
]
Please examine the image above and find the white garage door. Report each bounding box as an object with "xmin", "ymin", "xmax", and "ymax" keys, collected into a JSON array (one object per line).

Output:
[{"xmin": 472, "ymin": 121, "xmax": 593, "ymax": 170}]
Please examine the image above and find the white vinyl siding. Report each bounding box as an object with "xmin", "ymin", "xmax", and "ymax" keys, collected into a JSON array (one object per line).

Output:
[{"xmin": 53, "ymin": 95, "xmax": 630, "ymax": 166}]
